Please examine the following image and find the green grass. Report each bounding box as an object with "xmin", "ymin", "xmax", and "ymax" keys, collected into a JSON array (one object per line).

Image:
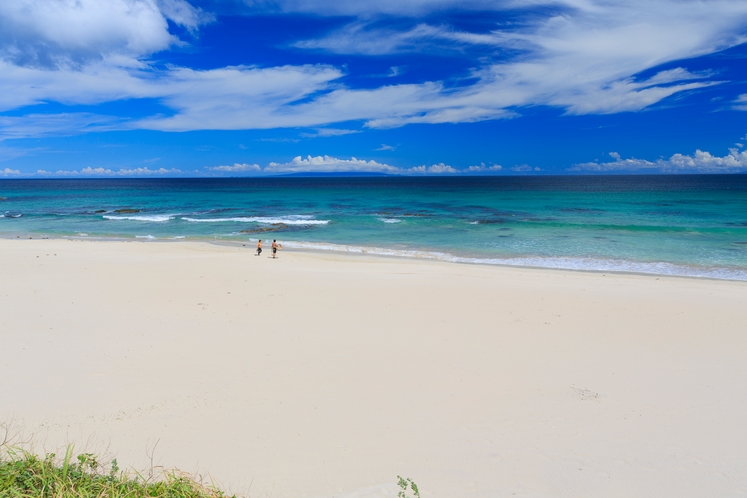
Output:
[
  {"xmin": 0, "ymin": 446, "xmax": 235, "ymax": 497},
  {"xmin": 0, "ymin": 439, "xmax": 421, "ymax": 497}
]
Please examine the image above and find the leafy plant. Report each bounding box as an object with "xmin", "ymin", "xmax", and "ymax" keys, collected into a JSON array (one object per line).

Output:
[{"xmin": 397, "ymin": 475, "xmax": 421, "ymax": 498}]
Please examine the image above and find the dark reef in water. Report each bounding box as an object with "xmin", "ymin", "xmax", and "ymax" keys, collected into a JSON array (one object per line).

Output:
[
  {"xmin": 474, "ymin": 219, "xmax": 507, "ymax": 224},
  {"xmin": 240, "ymin": 223, "xmax": 289, "ymax": 234}
]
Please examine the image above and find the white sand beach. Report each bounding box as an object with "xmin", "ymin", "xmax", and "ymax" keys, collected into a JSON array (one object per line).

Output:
[{"xmin": 1, "ymin": 238, "xmax": 746, "ymax": 497}]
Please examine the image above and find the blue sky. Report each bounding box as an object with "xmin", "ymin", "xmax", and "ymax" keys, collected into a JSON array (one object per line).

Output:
[{"xmin": 1, "ymin": 0, "xmax": 747, "ymax": 177}]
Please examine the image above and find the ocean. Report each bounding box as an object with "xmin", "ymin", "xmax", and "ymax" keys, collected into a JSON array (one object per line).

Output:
[{"xmin": 2, "ymin": 175, "xmax": 746, "ymax": 280}]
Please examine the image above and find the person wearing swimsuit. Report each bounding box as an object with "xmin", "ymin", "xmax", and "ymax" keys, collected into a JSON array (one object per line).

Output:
[
  {"xmin": 272, "ymin": 239, "xmax": 278, "ymax": 258},
  {"xmin": 256, "ymin": 239, "xmax": 262, "ymax": 256}
]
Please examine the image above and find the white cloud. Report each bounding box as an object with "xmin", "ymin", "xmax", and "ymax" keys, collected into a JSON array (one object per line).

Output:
[
  {"xmin": 35, "ymin": 166, "xmax": 183, "ymax": 176},
  {"xmin": 0, "ymin": 0, "xmax": 745, "ymax": 135},
  {"xmin": 156, "ymin": 0, "xmax": 212, "ymax": 31},
  {"xmin": 408, "ymin": 163, "xmax": 457, "ymax": 174},
  {"xmin": 265, "ymin": 155, "xmax": 402, "ymax": 174},
  {"xmin": 0, "ymin": 60, "xmax": 153, "ymax": 112},
  {"xmin": 263, "ymin": 155, "xmax": 460, "ymax": 175},
  {"xmin": 0, "ymin": 0, "xmax": 210, "ymax": 69},
  {"xmin": 466, "ymin": 162, "xmax": 502, "ymax": 172},
  {"xmin": 5, "ymin": 154, "xmax": 517, "ymax": 176},
  {"xmin": 208, "ymin": 163, "xmax": 261, "ymax": 172},
  {"xmin": 570, "ymin": 149, "xmax": 747, "ymax": 173},
  {"xmin": 511, "ymin": 164, "xmax": 541, "ymax": 172},
  {"xmin": 1, "ymin": 167, "xmax": 21, "ymax": 176}
]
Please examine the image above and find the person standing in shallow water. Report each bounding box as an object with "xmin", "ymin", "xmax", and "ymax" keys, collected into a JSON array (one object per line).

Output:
[
  {"xmin": 272, "ymin": 239, "xmax": 280, "ymax": 258},
  {"xmin": 256, "ymin": 239, "xmax": 262, "ymax": 257}
]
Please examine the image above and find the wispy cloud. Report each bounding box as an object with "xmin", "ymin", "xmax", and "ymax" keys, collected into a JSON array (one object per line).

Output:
[
  {"xmin": 293, "ymin": 23, "xmax": 448, "ymax": 55},
  {"xmin": 242, "ymin": 0, "xmax": 534, "ymax": 17},
  {"xmin": 376, "ymin": 144, "xmax": 396, "ymax": 151},
  {"xmin": 0, "ymin": 145, "xmax": 42, "ymax": 161},
  {"xmin": 135, "ymin": 64, "xmax": 345, "ymax": 131},
  {"xmin": 0, "ymin": 0, "xmax": 745, "ymax": 136},
  {"xmin": 570, "ymin": 149, "xmax": 747, "ymax": 173},
  {"xmin": 0, "ymin": 113, "xmax": 125, "ymax": 140},
  {"xmin": 733, "ymin": 94, "xmax": 747, "ymax": 111},
  {"xmin": 300, "ymin": 128, "xmax": 361, "ymax": 138}
]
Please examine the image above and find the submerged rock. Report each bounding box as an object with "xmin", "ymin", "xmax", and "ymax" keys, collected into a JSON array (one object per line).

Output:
[
  {"xmin": 240, "ymin": 223, "xmax": 289, "ymax": 234},
  {"xmin": 94, "ymin": 210, "xmax": 106, "ymax": 213},
  {"xmin": 114, "ymin": 208, "xmax": 140, "ymax": 213}
]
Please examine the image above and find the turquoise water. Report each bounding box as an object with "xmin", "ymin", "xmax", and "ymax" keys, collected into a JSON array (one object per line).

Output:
[{"xmin": 2, "ymin": 176, "xmax": 747, "ymax": 279}]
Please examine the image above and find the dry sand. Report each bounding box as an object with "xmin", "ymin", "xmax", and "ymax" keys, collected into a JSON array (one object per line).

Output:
[{"xmin": 1, "ymin": 238, "xmax": 746, "ymax": 497}]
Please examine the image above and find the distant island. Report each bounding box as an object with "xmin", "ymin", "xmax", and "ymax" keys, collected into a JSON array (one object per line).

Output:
[{"xmin": 269, "ymin": 172, "xmax": 395, "ymax": 178}]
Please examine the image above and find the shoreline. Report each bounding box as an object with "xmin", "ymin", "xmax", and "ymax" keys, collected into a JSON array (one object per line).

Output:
[{"xmin": 3, "ymin": 232, "xmax": 747, "ymax": 283}]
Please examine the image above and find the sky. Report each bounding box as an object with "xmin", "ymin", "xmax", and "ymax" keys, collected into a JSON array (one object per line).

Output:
[{"xmin": 1, "ymin": 0, "xmax": 747, "ymax": 177}]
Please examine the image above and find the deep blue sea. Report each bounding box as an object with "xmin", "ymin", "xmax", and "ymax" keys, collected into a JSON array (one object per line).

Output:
[{"xmin": 2, "ymin": 176, "xmax": 747, "ymax": 280}]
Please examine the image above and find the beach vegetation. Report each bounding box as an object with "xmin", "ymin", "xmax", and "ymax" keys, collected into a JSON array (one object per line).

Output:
[
  {"xmin": 1, "ymin": 424, "xmax": 420, "ymax": 498},
  {"xmin": 0, "ymin": 445, "xmax": 234, "ymax": 498},
  {"xmin": 397, "ymin": 475, "xmax": 421, "ymax": 498}
]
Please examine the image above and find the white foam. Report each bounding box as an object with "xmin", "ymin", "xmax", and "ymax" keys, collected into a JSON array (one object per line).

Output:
[
  {"xmin": 279, "ymin": 240, "xmax": 747, "ymax": 281},
  {"xmin": 282, "ymin": 240, "xmax": 456, "ymax": 260},
  {"xmin": 136, "ymin": 235, "xmax": 156, "ymax": 239},
  {"xmin": 104, "ymin": 214, "xmax": 174, "ymax": 222},
  {"xmin": 181, "ymin": 216, "xmax": 329, "ymax": 225},
  {"xmin": 170, "ymin": 236, "xmax": 185, "ymax": 239},
  {"xmin": 378, "ymin": 218, "xmax": 402, "ymax": 223}
]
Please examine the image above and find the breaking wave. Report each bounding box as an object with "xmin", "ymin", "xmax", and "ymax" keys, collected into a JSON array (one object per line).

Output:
[
  {"xmin": 278, "ymin": 240, "xmax": 747, "ymax": 281},
  {"xmin": 104, "ymin": 215, "xmax": 174, "ymax": 222},
  {"xmin": 181, "ymin": 215, "xmax": 329, "ymax": 225}
]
